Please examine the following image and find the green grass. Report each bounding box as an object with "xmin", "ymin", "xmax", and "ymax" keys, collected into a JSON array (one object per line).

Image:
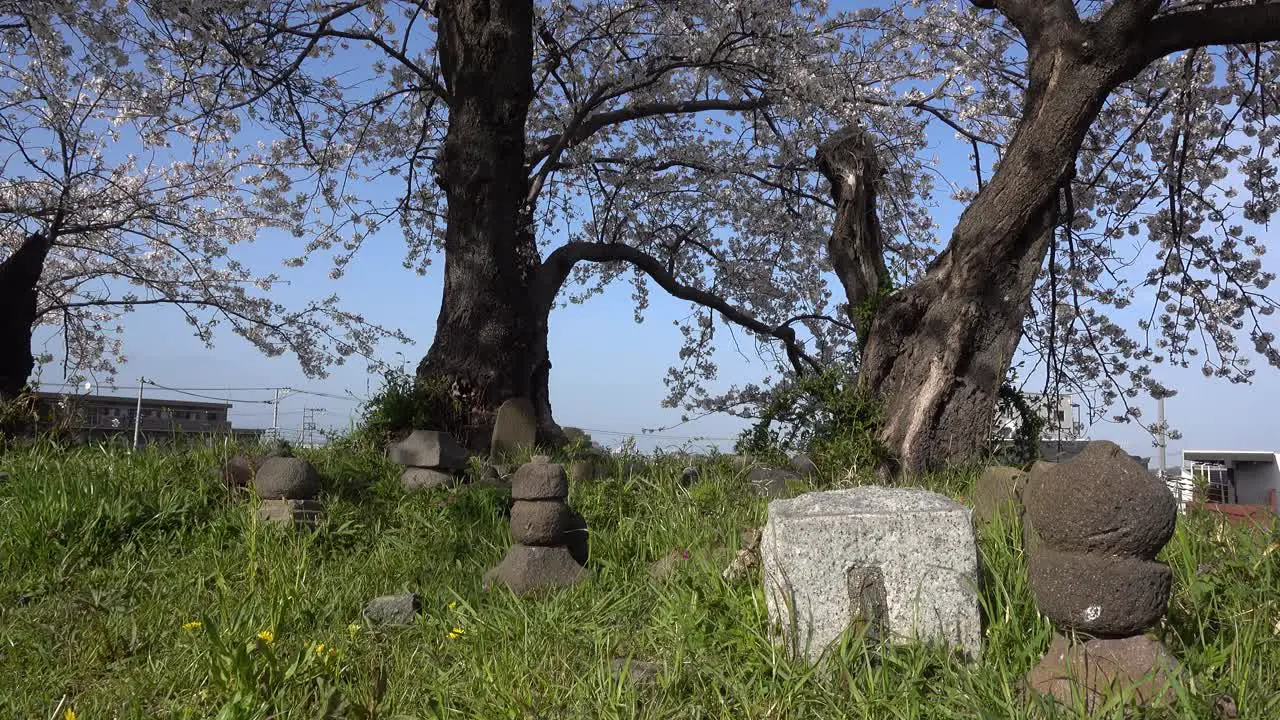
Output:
[{"xmin": 1, "ymin": 439, "xmax": 1277, "ymax": 719}]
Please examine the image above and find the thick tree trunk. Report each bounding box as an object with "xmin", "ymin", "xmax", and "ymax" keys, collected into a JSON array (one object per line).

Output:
[
  {"xmin": 0, "ymin": 232, "xmax": 52, "ymax": 402},
  {"xmin": 415, "ymin": 0, "xmax": 565, "ymax": 451},
  {"xmin": 858, "ymin": 36, "xmax": 1119, "ymax": 476}
]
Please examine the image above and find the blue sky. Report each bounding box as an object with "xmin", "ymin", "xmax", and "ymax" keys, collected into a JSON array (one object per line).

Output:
[{"xmin": 29, "ymin": 4, "xmax": 1280, "ymax": 464}]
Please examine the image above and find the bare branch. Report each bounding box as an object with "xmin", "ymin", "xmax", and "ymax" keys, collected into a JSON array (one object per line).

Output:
[{"xmin": 538, "ymin": 241, "xmax": 820, "ymax": 375}]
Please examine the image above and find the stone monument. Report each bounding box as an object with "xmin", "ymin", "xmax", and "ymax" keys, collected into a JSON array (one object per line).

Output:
[
  {"xmin": 483, "ymin": 456, "xmax": 589, "ymax": 595},
  {"xmin": 1023, "ymin": 441, "xmax": 1182, "ymax": 709},
  {"xmin": 760, "ymin": 486, "xmax": 982, "ymax": 662}
]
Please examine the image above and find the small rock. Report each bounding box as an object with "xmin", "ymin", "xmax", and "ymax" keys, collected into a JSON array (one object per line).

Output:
[
  {"xmin": 388, "ymin": 430, "xmax": 469, "ymax": 471},
  {"xmin": 747, "ymin": 468, "xmax": 797, "ymax": 498},
  {"xmin": 490, "ymin": 397, "xmax": 537, "ymax": 458},
  {"xmin": 790, "ymin": 453, "xmax": 819, "ymax": 477},
  {"xmin": 511, "ymin": 461, "xmax": 568, "ymax": 500},
  {"xmin": 218, "ymin": 454, "xmax": 258, "ymax": 491},
  {"xmin": 482, "ymin": 544, "xmax": 589, "ymax": 595},
  {"xmin": 252, "ymin": 457, "xmax": 322, "ymax": 499},
  {"xmin": 610, "ymin": 657, "xmax": 660, "ymax": 686},
  {"xmin": 361, "ymin": 593, "xmax": 421, "ymax": 627},
  {"xmin": 1214, "ymin": 694, "xmax": 1239, "ymax": 720},
  {"xmin": 679, "ymin": 466, "xmax": 700, "ymax": 486},
  {"xmin": 401, "ymin": 467, "xmax": 458, "ymax": 491},
  {"xmin": 510, "ymin": 500, "xmax": 571, "ymax": 545},
  {"xmin": 256, "ymin": 498, "xmax": 323, "ymax": 529}
]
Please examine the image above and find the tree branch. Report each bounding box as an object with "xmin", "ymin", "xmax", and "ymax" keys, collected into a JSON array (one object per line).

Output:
[
  {"xmin": 529, "ymin": 96, "xmax": 770, "ymax": 166},
  {"xmin": 537, "ymin": 241, "xmax": 819, "ymax": 375},
  {"xmin": 1134, "ymin": 4, "xmax": 1280, "ymax": 71},
  {"xmin": 816, "ymin": 125, "xmax": 890, "ymax": 339}
]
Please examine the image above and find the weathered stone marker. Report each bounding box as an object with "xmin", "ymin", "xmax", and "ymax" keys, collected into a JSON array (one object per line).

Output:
[
  {"xmin": 388, "ymin": 429, "xmax": 468, "ymax": 491},
  {"xmin": 253, "ymin": 457, "xmax": 324, "ymax": 529},
  {"xmin": 1023, "ymin": 440, "xmax": 1182, "ymax": 709},
  {"xmin": 489, "ymin": 397, "xmax": 537, "ymax": 459},
  {"xmin": 761, "ymin": 486, "xmax": 982, "ymax": 662},
  {"xmin": 483, "ymin": 456, "xmax": 589, "ymax": 595}
]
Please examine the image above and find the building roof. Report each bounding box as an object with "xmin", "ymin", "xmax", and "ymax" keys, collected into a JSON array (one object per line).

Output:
[
  {"xmin": 35, "ymin": 390, "xmax": 231, "ymax": 410},
  {"xmin": 1183, "ymin": 449, "xmax": 1279, "ymax": 464}
]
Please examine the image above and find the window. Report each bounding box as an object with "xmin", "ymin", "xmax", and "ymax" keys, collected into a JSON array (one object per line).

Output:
[{"xmin": 207, "ymin": 412, "xmax": 219, "ymax": 422}]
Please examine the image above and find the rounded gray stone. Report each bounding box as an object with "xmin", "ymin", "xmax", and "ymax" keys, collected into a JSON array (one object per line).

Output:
[
  {"xmin": 510, "ymin": 500, "xmax": 571, "ymax": 545},
  {"xmin": 512, "ymin": 461, "xmax": 568, "ymax": 500},
  {"xmin": 252, "ymin": 457, "xmax": 322, "ymax": 499},
  {"xmin": 1028, "ymin": 548, "xmax": 1171, "ymax": 637},
  {"xmin": 680, "ymin": 466, "xmax": 700, "ymax": 486},
  {"xmin": 401, "ymin": 467, "xmax": 458, "ymax": 491},
  {"xmin": 1025, "ymin": 441, "xmax": 1176, "ymax": 558},
  {"xmin": 362, "ymin": 593, "xmax": 421, "ymax": 627}
]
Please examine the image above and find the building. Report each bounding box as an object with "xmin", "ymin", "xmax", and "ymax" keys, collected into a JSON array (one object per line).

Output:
[
  {"xmin": 1167, "ymin": 449, "xmax": 1280, "ymax": 521},
  {"xmin": 34, "ymin": 391, "xmax": 264, "ymax": 446},
  {"xmin": 993, "ymin": 393, "xmax": 1084, "ymax": 443}
]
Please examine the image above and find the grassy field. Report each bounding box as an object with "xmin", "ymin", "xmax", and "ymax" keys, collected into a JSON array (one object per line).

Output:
[{"xmin": 0, "ymin": 438, "xmax": 1277, "ymax": 719}]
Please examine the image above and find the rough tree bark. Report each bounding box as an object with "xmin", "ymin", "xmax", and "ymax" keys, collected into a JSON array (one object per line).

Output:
[
  {"xmin": 854, "ymin": 0, "xmax": 1280, "ymax": 476},
  {"xmin": 817, "ymin": 126, "xmax": 891, "ymax": 342},
  {"xmin": 0, "ymin": 232, "xmax": 54, "ymax": 403},
  {"xmin": 413, "ymin": 0, "xmax": 549, "ymax": 451},
  {"xmin": 415, "ymin": 0, "xmax": 812, "ymax": 451}
]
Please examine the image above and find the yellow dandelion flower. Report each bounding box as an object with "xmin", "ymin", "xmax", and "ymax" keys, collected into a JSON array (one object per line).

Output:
[
  {"xmin": 63, "ymin": 710, "xmax": 77, "ymax": 720},
  {"xmin": 448, "ymin": 626, "xmax": 464, "ymax": 639},
  {"xmin": 182, "ymin": 620, "xmax": 202, "ymax": 632},
  {"xmin": 314, "ymin": 643, "xmax": 326, "ymax": 656},
  {"xmin": 448, "ymin": 601, "xmax": 457, "ymax": 611},
  {"xmin": 257, "ymin": 630, "xmax": 275, "ymax": 645},
  {"xmin": 347, "ymin": 623, "xmax": 361, "ymax": 638}
]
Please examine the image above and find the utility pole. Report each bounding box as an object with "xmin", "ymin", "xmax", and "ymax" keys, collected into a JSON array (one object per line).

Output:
[
  {"xmin": 1157, "ymin": 396, "xmax": 1167, "ymax": 479},
  {"xmin": 271, "ymin": 388, "xmax": 281, "ymax": 441},
  {"xmin": 132, "ymin": 377, "xmax": 144, "ymax": 450}
]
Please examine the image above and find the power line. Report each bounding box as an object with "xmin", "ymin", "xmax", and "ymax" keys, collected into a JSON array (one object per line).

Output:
[
  {"xmin": 142, "ymin": 379, "xmax": 275, "ymax": 404},
  {"xmin": 576, "ymin": 426, "xmax": 737, "ymax": 442},
  {"xmin": 38, "ymin": 381, "xmax": 289, "ymax": 392}
]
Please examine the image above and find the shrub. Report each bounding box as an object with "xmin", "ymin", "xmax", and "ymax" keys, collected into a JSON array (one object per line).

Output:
[
  {"xmin": 355, "ymin": 368, "xmax": 468, "ymax": 447},
  {"xmin": 734, "ymin": 366, "xmax": 887, "ymax": 476}
]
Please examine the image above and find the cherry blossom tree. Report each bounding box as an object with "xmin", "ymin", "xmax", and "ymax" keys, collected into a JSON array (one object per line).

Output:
[
  {"xmin": 150, "ymin": 0, "xmax": 1280, "ymax": 472},
  {"xmin": 833, "ymin": 0, "xmax": 1280, "ymax": 474},
  {"xmin": 153, "ymin": 0, "xmax": 944, "ymax": 449},
  {"xmin": 0, "ymin": 2, "xmax": 406, "ymax": 401}
]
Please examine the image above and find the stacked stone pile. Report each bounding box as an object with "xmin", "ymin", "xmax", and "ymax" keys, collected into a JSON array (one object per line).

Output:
[
  {"xmin": 253, "ymin": 457, "xmax": 324, "ymax": 529},
  {"xmin": 1023, "ymin": 441, "xmax": 1182, "ymax": 708},
  {"xmin": 389, "ymin": 430, "xmax": 469, "ymax": 491},
  {"xmin": 483, "ymin": 456, "xmax": 589, "ymax": 595}
]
